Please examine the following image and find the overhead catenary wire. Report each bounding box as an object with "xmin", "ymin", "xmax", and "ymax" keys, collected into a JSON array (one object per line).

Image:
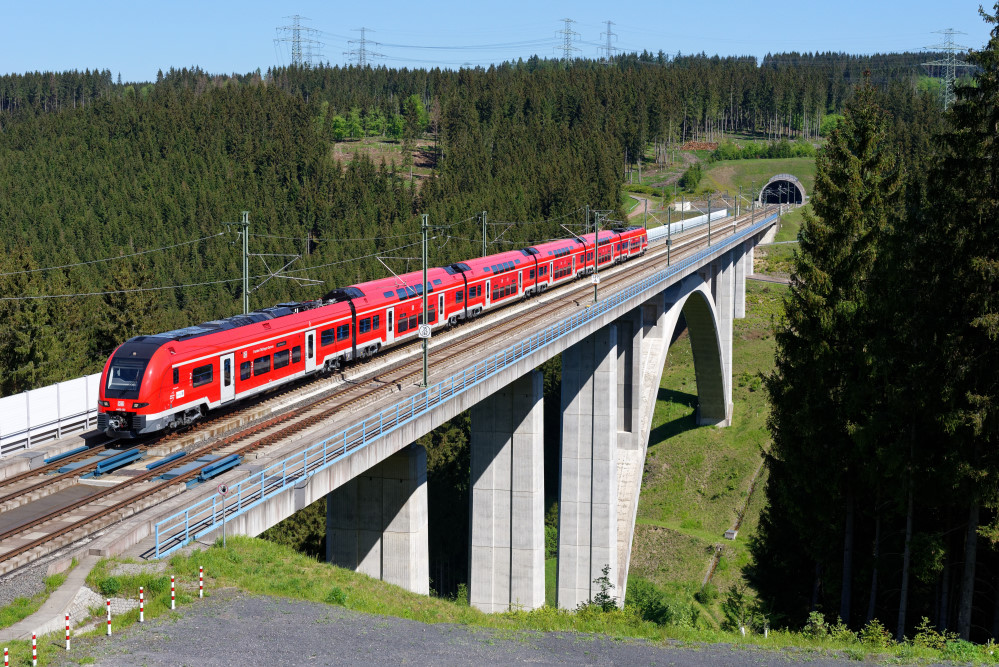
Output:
[
  {"xmin": 0, "ymin": 238, "xmax": 429, "ymax": 301},
  {"xmin": 0, "ymin": 232, "xmax": 227, "ymax": 277}
]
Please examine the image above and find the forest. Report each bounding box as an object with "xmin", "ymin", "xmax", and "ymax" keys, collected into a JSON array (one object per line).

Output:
[
  {"xmin": 753, "ymin": 6, "xmax": 999, "ymax": 645},
  {"xmin": 0, "ymin": 50, "xmax": 944, "ymax": 394}
]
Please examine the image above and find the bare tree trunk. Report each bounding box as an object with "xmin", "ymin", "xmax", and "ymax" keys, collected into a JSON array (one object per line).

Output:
[
  {"xmin": 811, "ymin": 562, "xmax": 822, "ymax": 611},
  {"xmin": 896, "ymin": 478, "xmax": 914, "ymax": 641},
  {"xmin": 957, "ymin": 503, "xmax": 980, "ymax": 640},
  {"xmin": 940, "ymin": 556, "xmax": 951, "ymax": 630},
  {"xmin": 992, "ymin": 574, "xmax": 999, "ymax": 640},
  {"xmin": 840, "ymin": 480, "xmax": 855, "ymax": 625},
  {"xmin": 867, "ymin": 505, "xmax": 881, "ymax": 622}
]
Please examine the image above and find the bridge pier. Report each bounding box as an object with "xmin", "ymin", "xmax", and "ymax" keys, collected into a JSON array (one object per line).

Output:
[
  {"xmin": 468, "ymin": 370, "xmax": 545, "ymax": 613},
  {"xmin": 558, "ymin": 326, "xmax": 619, "ymax": 609},
  {"xmin": 735, "ymin": 243, "xmax": 748, "ymax": 319},
  {"xmin": 325, "ymin": 444, "xmax": 429, "ymax": 595}
]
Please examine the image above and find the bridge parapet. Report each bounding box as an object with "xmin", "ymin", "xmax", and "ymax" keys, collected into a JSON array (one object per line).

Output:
[{"xmin": 149, "ymin": 213, "xmax": 781, "ymax": 566}]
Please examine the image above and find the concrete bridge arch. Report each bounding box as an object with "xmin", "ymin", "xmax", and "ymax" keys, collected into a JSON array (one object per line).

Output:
[{"xmin": 167, "ymin": 219, "xmax": 772, "ymax": 616}]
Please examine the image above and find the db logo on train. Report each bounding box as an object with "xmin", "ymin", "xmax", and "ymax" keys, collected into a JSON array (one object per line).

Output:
[{"xmin": 217, "ymin": 483, "xmax": 229, "ymax": 497}]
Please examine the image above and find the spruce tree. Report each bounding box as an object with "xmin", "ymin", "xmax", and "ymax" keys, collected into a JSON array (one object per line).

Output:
[
  {"xmin": 759, "ymin": 84, "xmax": 902, "ymax": 626},
  {"xmin": 930, "ymin": 4, "xmax": 999, "ymax": 640}
]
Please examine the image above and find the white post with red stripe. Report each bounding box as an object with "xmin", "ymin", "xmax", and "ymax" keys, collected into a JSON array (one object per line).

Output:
[
  {"xmin": 3, "ymin": 646, "xmax": 7, "ymax": 667},
  {"xmin": 31, "ymin": 633, "xmax": 37, "ymax": 666},
  {"xmin": 66, "ymin": 612, "xmax": 71, "ymax": 650},
  {"xmin": 199, "ymin": 566, "xmax": 203, "ymax": 598},
  {"xmin": 139, "ymin": 587, "xmax": 145, "ymax": 622},
  {"xmin": 171, "ymin": 575, "xmax": 176, "ymax": 609},
  {"xmin": 106, "ymin": 599, "xmax": 112, "ymax": 636}
]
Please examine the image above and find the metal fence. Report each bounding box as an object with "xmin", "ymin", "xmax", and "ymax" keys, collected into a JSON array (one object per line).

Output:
[
  {"xmin": 152, "ymin": 213, "xmax": 778, "ymax": 558},
  {"xmin": 0, "ymin": 374, "xmax": 102, "ymax": 458}
]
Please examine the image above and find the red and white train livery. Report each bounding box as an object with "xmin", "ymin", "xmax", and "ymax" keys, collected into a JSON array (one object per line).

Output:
[{"xmin": 98, "ymin": 225, "xmax": 648, "ymax": 437}]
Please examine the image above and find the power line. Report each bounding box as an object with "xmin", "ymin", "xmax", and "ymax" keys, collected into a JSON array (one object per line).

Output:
[
  {"xmin": 555, "ymin": 18, "xmax": 580, "ymax": 62},
  {"xmin": 600, "ymin": 20, "xmax": 618, "ymax": 64},
  {"xmin": 275, "ymin": 15, "xmax": 324, "ymax": 67},
  {"xmin": 0, "ymin": 238, "xmax": 428, "ymax": 301},
  {"xmin": 345, "ymin": 27, "xmax": 384, "ymax": 68},
  {"xmin": 0, "ymin": 232, "xmax": 226, "ymax": 277},
  {"xmin": 922, "ymin": 28, "xmax": 974, "ymax": 109}
]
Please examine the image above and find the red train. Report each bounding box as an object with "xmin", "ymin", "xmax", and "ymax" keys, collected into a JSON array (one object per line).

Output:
[{"xmin": 98, "ymin": 226, "xmax": 648, "ymax": 437}]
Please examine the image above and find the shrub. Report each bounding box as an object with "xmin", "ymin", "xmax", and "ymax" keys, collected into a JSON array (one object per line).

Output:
[
  {"xmin": 858, "ymin": 619, "xmax": 894, "ymax": 649},
  {"xmin": 941, "ymin": 639, "xmax": 979, "ymax": 661},
  {"xmin": 803, "ymin": 611, "xmax": 829, "ymax": 638},
  {"xmin": 454, "ymin": 583, "xmax": 469, "ymax": 607},
  {"xmin": 98, "ymin": 577, "xmax": 121, "ymax": 597},
  {"xmin": 626, "ymin": 578, "xmax": 699, "ymax": 628},
  {"xmin": 679, "ymin": 163, "xmax": 702, "ymax": 191},
  {"xmin": 325, "ymin": 586, "xmax": 348, "ymax": 606},
  {"xmin": 694, "ymin": 583, "xmax": 718, "ymax": 605}
]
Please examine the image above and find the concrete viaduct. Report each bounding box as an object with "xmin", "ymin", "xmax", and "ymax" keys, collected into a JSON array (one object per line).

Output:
[{"xmin": 146, "ymin": 211, "xmax": 781, "ymax": 613}]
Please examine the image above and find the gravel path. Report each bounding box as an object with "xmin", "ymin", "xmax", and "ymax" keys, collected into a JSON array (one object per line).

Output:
[{"xmin": 58, "ymin": 590, "xmax": 886, "ymax": 666}]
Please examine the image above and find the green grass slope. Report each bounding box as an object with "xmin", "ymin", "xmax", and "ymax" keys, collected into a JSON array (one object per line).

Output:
[
  {"xmin": 629, "ymin": 281, "xmax": 785, "ymax": 626},
  {"xmin": 701, "ymin": 158, "xmax": 816, "ymax": 197}
]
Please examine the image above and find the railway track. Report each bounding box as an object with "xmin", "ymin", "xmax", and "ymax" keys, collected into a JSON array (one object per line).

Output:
[{"xmin": 0, "ymin": 208, "xmax": 777, "ymax": 572}]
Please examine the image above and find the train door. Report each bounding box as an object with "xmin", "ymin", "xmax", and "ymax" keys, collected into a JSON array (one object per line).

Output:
[
  {"xmin": 517, "ymin": 271, "xmax": 523, "ymax": 296},
  {"xmin": 485, "ymin": 280, "xmax": 491, "ymax": 307},
  {"xmin": 220, "ymin": 354, "xmax": 235, "ymax": 403},
  {"xmin": 438, "ymin": 294, "xmax": 445, "ymax": 324},
  {"xmin": 386, "ymin": 310, "xmax": 395, "ymax": 344},
  {"xmin": 305, "ymin": 330, "xmax": 317, "ymax": 373}
]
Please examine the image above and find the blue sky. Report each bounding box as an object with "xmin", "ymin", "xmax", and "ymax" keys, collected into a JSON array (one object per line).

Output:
[{"xmin": 1, "ymin": 1, "xmax": 992, "ymax": 81}]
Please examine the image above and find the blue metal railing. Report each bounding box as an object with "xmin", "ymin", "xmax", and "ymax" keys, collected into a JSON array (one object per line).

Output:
[{"xmin": 152, "ymin": 213, "xmax": 779, "ymax": 557}]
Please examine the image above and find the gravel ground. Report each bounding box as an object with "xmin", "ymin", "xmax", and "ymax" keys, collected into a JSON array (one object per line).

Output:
[
  {"xmin": 58, "ymin": 590, "xmax": 886, "ymax": 666},
  {"xmin": 0, "ymin": 563, "xmax": 47, "ymax": 609}
]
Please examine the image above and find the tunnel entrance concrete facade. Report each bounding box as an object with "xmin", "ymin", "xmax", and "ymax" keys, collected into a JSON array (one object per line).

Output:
[{"xmin": 759, "ymin": 173, "xmax": 806, "ymax": 205}]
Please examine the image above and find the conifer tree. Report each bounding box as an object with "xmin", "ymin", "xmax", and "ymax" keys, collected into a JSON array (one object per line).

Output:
[
  {"xmin": 930, "ymin": 3, "xmax": 999, "ymax": 640},
  {"xmin": 760, "ymin": 84, "xmax": 902, "ymax": 626}
]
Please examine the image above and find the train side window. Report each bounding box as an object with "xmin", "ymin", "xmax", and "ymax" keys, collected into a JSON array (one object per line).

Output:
[
  {"xmin": 337, "ymin": 324, "xmax": 350, "ymax": 341},
  {"xmin": 373, "ymin": 315, "xmax": 380, "ymax": 330},
  {"xmin": 359, "ymin": 318, "xmax": 372, "ymax": 334},
  {"xmin": 292, "ymin": 346, "xmax": 301, "ymax": 364},
  {"xmin": 529, "ymin": 269, "xmax": 535, "ymax": 279},
  {"xmin": 456, "ymin": 290, "xmax": 464, "ymax": 303},
  {"xmin": 172, "ymin": 368, "xmax": 179, "ymax": 384},
  {"xmin": 192, "ymin": 364, "xmax": 213, "ymax": 388},
  {"xmin": 389, "ymin": 311, "xmax": 394, "ymax": 332},
  {"xmin": 240, "ymin": 361, "xmax": 251, "ymax": 381},
  {"xmin": 408, "ymin": 315, "xmax": 418, "ymax": 330},
  {"xmin": 253, "ymin": 355, "xmax": 271, "ymax": 376},
  {"xmin": 223, "ymin": 359, "xmax": 232, "ymax": 386},
  {"xmin": 397, "ymin": 315, "xmax": 408, "ymax": 333},
  {"xmin": 274, "ymin": 350, "xmax": 290, "ymax": 369},
  {"xmin": 321, "ymin": 328, "xmax": 335, "ymax": 346},
  {"xmin": 307, "ymin": 335, "xmax": 314, "ymax": 359}
]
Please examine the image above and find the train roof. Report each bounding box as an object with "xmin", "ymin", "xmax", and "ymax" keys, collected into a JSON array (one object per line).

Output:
[
  {"xmin": 458, "ymin": 249, "xmax": 534, "ymax": 276},
  {"xmin": 351, "ymin": 267, "xmax": 457, "ymax": 303},
  {"xmin": 129, "ymin": 300, "xmax": 328, "ymax": 345}
]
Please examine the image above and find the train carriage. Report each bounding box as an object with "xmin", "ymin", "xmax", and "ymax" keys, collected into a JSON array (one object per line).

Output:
[{"xmin": 99, "ymin": 224, "xmax": 650, "ymax": 437}]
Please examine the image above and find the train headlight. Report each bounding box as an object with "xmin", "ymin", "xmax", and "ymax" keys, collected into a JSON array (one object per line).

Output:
[
  {"xmin": 98, "ymin": 400, "xmax": 110, "ymax": 407},
  {"xmin": 132, "ymin": 402, "xmax": 149, "ymax": 409}
]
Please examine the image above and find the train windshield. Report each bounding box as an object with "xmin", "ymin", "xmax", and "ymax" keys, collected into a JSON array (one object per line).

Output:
[{"xmin": 106, "ymin": 358, "xmax": 147, "ymax": 395}]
